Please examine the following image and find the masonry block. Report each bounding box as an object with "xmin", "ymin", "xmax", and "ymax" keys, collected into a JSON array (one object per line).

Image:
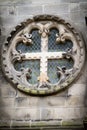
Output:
[
  {"xmin": 31, "ymin": 120, "xmax": 61, "ymax": 127},
  {"xmin": 0, "ymin": 120, "xmax": 11, "ymax": 127},
  {"xmin": 0, "ymin": 6, "xmax": 8, "ymax": 16},
  {"xmin": 66, "ymin": 95, "xmax": 84, "ymax": 107},
  {"xmin": 32, "ymin": 0, "xmax": 60, "ymax": 5},
  {"xmin": 0, "ymin": 97, "xmax": 15, "ymax": 107},
  {"xmin": 0, "ymin": 26, "xmax": 14, "ymax": 36},
  {"xmin": 14, "ymin": 15, "xmax": 33, "ymax": 25},
  {"xmin": 46, "ymin": 96, "xmax": 66, "ymax": 107},
  {"xmin": 69, "ymin": 3, "xmax": 80, "ymax": 12},
  {"xmin": 11, "ymin": 120, "xmax": 30, "ymax": 127},
  {"xmin": 0, "ymin": 35, "xmax": 5, "ymax": 43},
  {"xmin": 28, "ymin": 97, "xmax": 40, "ymax": 107},
  {"xmin": 80, "ymin": 2, "xmax": 87, "ymax": 11},
  {"xmin": 0, "ymin": 83, "xmax": 17, "ymax": 98},
  {"xmin": 16, "ymin": 5, "xmax": 42, "ymax": 15},
  {"xmin": 15, "ymin": 97, "xmax": 29, "ymax": 107},
  {"xmin": 8, "ymin": 6, "xmax": 17, "ymax": 15},
  {"xmin": 0, "ymin": 108, "xmax": 14, "ymax": 120},
  {"xmin": 0, "ymin": 15, "xmax": 19, "ymax": 27},
  {"xmin": 0, "ymin": 5, "xmax": 16, "ymax": 16},
  {"xmin": 61, "ymin": 0, "xmax": 87, "ymax": 3},
  {"xmin": 68, "ymin": 84, "xmax": 86, "ymax": 96},
  {"xmin": 16, "ymin": 90, "xmax": 28, "ymax": 97},
  {"xmin": 44, "ymin": 4, "xmax": 69, "ymax": 14},
  {"xmin": 70, "ymin": 10, "xmax": 85, "ymax": 24},
  {"xmin": 40, "ymin": 108, "xmax": 54, "ymax": 120},
  {"xmin": 62, "ymin": 119, "xmax": 84, "ymax": 128},
  {"xmin": 54, "ymin": 107, "xmax": 85, "ymax": 119},
  {"xmin": 13, "ymin": 108, "xmax": 40, "ymax": 121}
]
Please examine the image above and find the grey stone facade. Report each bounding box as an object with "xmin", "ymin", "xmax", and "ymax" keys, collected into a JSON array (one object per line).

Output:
[{"xmin": 0, "ymin": 0, "xmax": 87, "ymax": 129}]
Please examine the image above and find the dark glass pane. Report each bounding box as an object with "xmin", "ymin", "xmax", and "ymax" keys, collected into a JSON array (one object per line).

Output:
[
  {"xmin": 48, "ymin": 28, "xmax": 73, "ymax": 52},
  {"xmin": 14, "ymin": 60, "xmax": 40, "ymax": 84},
  {"xmin": 16, "ymin": 29, "xmax": 41, "ymax": 52},
  {"xmin": 47, "ymin": 59, "xmax": 74, "ymax": 84}
]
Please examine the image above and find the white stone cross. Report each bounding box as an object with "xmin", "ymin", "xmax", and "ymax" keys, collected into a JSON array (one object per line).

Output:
[{"xmin": 22, "ymin": 31, "xmax": 65, "ymax": 83}]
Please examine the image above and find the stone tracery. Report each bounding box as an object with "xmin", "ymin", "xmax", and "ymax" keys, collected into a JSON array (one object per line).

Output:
[{"xmin": 1, "ymin": 15, "xmax": 85, "ymax": 95}]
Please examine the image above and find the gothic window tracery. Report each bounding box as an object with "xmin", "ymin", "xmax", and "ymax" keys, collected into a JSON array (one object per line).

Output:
[{"xmin": 1, "ymin": 15, "xmax": 85, "ymax": 95}]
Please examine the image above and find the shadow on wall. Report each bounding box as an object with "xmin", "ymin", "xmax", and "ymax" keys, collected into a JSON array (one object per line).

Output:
[
  {"xmin": 85, "ymin": 19, "xmax": 87, "ymax": 111},
  {"xmin": 84, "ymin": 40, "xmax": 87, "ymax": 129},
  {"xmin": 0, "ymin": 16, "xmax": 11, "ymax": 128},
  {"xmin": 0, "ymin": 73, "xmax": 11, "ymax": 127},
  {"xmin": 0, "ymin": 98, "xmax": 11, "ymax": 127}
]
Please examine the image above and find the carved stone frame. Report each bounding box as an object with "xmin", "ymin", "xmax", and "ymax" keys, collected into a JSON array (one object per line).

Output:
[{"xmin": 1, "ymin": 14, "xmax": 85, "ymax": 95}]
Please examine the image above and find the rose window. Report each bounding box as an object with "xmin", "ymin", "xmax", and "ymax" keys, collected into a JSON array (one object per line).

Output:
[{"xmin": 1, "ymin": 15, "xmax": 85, "ymax": 95}]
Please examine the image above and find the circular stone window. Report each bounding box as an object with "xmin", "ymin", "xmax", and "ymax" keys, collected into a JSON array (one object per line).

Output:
[{"xmin": 1, "ymin": 15, "xmax": 85, "ymax": 95}]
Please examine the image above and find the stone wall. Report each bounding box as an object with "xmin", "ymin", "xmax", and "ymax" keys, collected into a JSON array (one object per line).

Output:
[{"xmin": 0, "ymin": 0, "xmax": 87, "ymax": 129}]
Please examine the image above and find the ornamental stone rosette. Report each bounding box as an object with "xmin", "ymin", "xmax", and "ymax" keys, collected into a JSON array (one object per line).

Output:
[{"xmin": 1, "ymin": 15, "xmax": 85, "ymax": 96}]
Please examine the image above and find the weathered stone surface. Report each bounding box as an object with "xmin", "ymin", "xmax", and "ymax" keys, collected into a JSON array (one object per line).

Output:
[
  {"xmin": 28, "ymin": 97, "xmax": 40, "ymax": 107},
  {"xmin": 0, "ymin": 6, "xmax": 8, "ymax": 16},
  {"xmin": 0, "ymin": 0, "xmax": 87, "ymax": 129},
  {"xmin": 0, "ymin": 84, "xmax": 16, "ymax": 97},
  {"xmin": 31, "ymin": 0, "xmax": 61, "ymax": 5},
  {"xmin": 76, "ymin": 63, "xmax": 87, "ymax": 84},
  {"xmin": 31, "ymin": 120, "xmax": 61, "ymax": 127},
  {"xmin": 0, "ymin": 26, "xmax": 15, "ymax": 36},
  {"xmin": 0, "ymin": 0, "xmax": 87, "ymax": 6},
  {"xmin": 69, "ymin": 3, "xmax": 80, "ymax": 12},
  {"xmin": 13, "ymin": 108, "xmax": 40, "ymax": 121},
  {"xmin": 8, "ymin": 6, "xmax": 17, "ymax": 15},
  {"xmin": 56, "ymin": 13, "xmax": 71, "ymax": 21},
  {"xmin": 46, "ymin": 96, "xmax": 66, "ymax": 106},
  {"xmin": 16, "ymin": 90, "xmax": 28, "ymax": 97},
  {"xmin": 0, "ymin": 97, "xmax": 15, "ymax": 107},
  {"xmin": 11, "ymin": 120, "xmax": 30, "ymax": 127},
  {"xmin": 68, "ymin": 84, "xmax": 86, "ymax": 96},
  {"xmin": 16, "ymin": 5, "xmax": 42, "ymax": 15},
  {"xmin": 0, "ymin": 35, "xmax": 5, "ymax": 43},
  {"xmin": 0, "ymin": 120, "xmax": 11, "ymax": 127},
  {"xmin": 70, "ymin": 10, "xmax": 85, "ymax": 24},
  {"xmin": 0, "ymin": 0, "xmax": 32, "ymax": 6},
  {"xmin": 54, "ymin": 107, "xmax": 86, "ymax": 119},
  {"xmin": 66, "ymin": 96, "xmax": 84, "ymax": 106},
  {"xmin": 15, "ymin": 97, "xmax": 29, "ymax": 107},
  {"xmin": 55, "ymin": 89, "xmax": 68, "ymax": 97},
  {"xmin": 61, "ymin": 0, "xmax": 87, "ymax": 3},
  {"xmin": 0, "ymin": 15, "xmax": 20, "ymax": 27},
  {"xmin": 14, "ymin": 15, "xmax": 33, "ymax": 25},
  {"xmin": 0, "ymin": 108, "xmax": 14, "ymax": 120},
  {"xmin": 62, "ymin": 119, "xmax": 84, "ymax": 127},
  {"xmin": 80, "ymin": 2, "xmax": 87, "ymax": 11},
  {"xmin": 44, "ymin": 4, "xmax": 69, "ymax": 14},
  {"xmin": 0, "ymin": 6, "xmax": 16, "ymax": 16},
  {"xmin": 40, "ymin": 108, "xmax": 54, "ymax": 120}
]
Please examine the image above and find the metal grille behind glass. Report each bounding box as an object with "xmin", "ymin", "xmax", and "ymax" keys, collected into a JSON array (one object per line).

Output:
[
  {"xmin": 15, "ymin": 28, "xmax": 74, "ymax": 85},
  {"xmin": 48, "ymin": 59, "xmax": 74, "ymax": 84},
  {"xmin": 48, "ymin": 28, "xmax": 73, "ymax": 52},
  {"xmin": 15, "ymin": 29, "xmax": 41, "ymax": 84},
  {"xmin": 16, "ymin": 29, "xmax": 41, "ymax": 52},
  {"xmin": 48, "ymin": 28, "xmax": 74, "ymax": 84},
  {"xmin": 15, "ymin": 60, "xmax": 40, "ymax": 84}
]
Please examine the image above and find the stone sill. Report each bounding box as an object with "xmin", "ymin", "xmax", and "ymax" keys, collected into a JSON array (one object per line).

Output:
[
  {"xmin": 0, "ymin": 127, "xmax": 85, "ymax": 130},
  {"xmin": 0, "ymin": 119, "xmax": 85, "ymax": 129},
  {"xmin": 0, "ymin": 125, "xmax": 84, "ymax": 130}
]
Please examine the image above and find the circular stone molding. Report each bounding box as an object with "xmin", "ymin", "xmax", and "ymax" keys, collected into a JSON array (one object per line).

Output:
[{"xmin": 1, "ymin": 15, "xmax": 85, "ymax": 95}]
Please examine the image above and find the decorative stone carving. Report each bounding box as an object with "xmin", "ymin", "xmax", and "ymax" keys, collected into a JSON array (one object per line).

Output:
[
  {"xmin": 1, "ymin": 15, "xmax": 85, "ymax": 95},
  {"xmin": 22, "ymin": 33, "xmax": 32, "ymax": 44}
]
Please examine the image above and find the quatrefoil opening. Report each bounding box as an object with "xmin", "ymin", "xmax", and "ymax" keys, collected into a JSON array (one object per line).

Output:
[{"xmin": 1, "ymin": 15, "xmax": 85, "ymax": 95}]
